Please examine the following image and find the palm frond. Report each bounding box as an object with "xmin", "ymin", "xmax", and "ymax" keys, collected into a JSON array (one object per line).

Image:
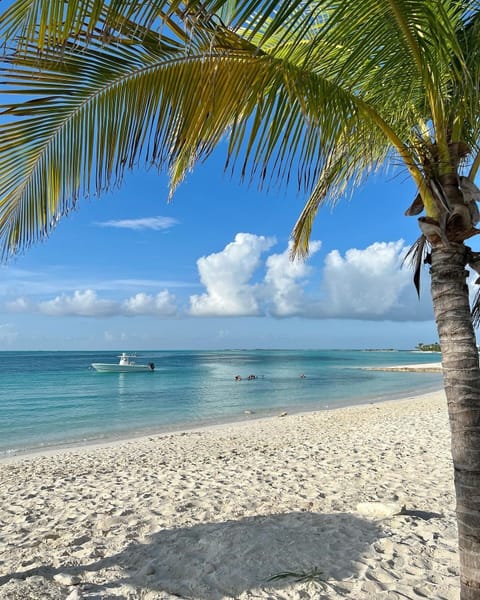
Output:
[
  {"xmin": 471, "ymin": 287, "xmax": 480, "ymax": 329},
  {"xmin": 0, "ymin": 0, "xmax": 192, "ymax": 50},
  {"xmin": 403, "ymin": 234, "xmax": 429, "ymax": 297},
  {"xmin": 0, "ymin": 3, "xmax": 409, "ymax": 259},
  {"xmin": 1, "ymin": 0, "xmax": 479, "ymax": 260},
  {"xmin": 291, "ymin": 125, "xmax": 391, "ymax": 259}
]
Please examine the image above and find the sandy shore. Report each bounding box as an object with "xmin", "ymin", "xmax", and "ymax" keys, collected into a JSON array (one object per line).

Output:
[{"xmin": 0, "ymin": 390, "xmax": 458, "ymax": 599}]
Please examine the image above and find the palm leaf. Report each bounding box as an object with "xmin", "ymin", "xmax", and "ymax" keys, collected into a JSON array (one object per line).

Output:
[
  {"xmin": 0, "ymin": 0, "xmax": 479, "ymax": 259},
  {"xmin": 0, "ymin": 0, "xmax": 190, "ymax": 49},
  {"xmin": 403, "ymin": 234, "xmax": 429, "ymax": 297},
  {"xmin": 471, "ymin": 286, "xmax": 480, "ymax": 329}
]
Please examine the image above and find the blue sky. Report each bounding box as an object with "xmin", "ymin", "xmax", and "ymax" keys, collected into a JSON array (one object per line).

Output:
[{"xmin": 1, "ymin": 140, "xmax": 456, "ymax": 351}]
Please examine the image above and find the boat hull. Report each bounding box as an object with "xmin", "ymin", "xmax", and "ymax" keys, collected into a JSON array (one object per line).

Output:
[{"xmin": 91, "ymin": 363, "xmax": 154, "ymax": 373}]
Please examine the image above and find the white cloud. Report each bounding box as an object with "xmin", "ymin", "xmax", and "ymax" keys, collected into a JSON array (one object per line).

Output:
[
  {"xmin": 95, "ymin": 216, "xmax": 178, "ymax": 230},
  {"xmin": 39, "ymin": 290, "xmax": 118, "ymax": 317},
  {"xmin": 188, "ymin": 236, "xmax": 433, "ymax": 321},
  {"xmin": 264, "ymin": 240, "xmax": 321, "ymax": 316},
  {"xmin": 122, "ymin": 291, "xmax": 177, "ymax": 316},
  {"xmin": 312, "ymin": 240, "xmax": 433, "ymax": 321},
  {"xmin": 1, "ymin": 235, "xmax": 435, "ymax": 323},
  {"xmin": 5, "ymin": 297, "xmax": 31, "ymax": 313},
  {"xmin": 189, "ymin": 233, "xmax": 276, "ymax": 316},
  {"xmin": 9, "ymin": 289, "xmax": 179, "ymax": 318}
]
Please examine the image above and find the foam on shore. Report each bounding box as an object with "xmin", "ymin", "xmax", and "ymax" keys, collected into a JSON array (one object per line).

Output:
[{"xmin": 0, "ymin": 390, "xmax": 458, "ymax": 599}]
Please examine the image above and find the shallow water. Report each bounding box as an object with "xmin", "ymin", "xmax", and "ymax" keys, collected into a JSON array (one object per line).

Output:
[{"xmin": 0, "ymin": 349, "xmax": 442, "ymax": 456}]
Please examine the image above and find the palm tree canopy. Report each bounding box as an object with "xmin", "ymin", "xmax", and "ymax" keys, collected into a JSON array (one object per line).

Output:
[{"xmin": 0, "ymin": 0, "xmax": 479, "ymax": 259}]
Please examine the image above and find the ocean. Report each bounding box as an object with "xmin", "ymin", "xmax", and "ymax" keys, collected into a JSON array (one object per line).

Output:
[{"xmin": 0, "ymin": 349, "xmax": 443, "ymax": 457}]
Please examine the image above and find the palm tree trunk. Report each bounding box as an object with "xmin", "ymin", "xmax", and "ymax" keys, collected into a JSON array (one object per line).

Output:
[{"xmin": 430, "ymin": 244, "xmax": 480, "ymax": 599}]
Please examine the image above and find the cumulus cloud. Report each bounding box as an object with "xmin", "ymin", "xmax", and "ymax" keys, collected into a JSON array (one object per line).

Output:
[
  {"xmin": 313, "ymin": 240, "xmax": 433, "ymax": 321},
  {"xmin": 5, "ymin": 297, "xmax": 32, "ymax": 313},
  {"xmin": 264, "ymin": 240, "xmax": 321, "ymax": 316},
  {"xmin": 39, "ymin": 290, "xmax": 118, "ymax": 317},
  {"xmin": 122, "ymin": 291, "xmax": 177, "ymax": 316},
  {"xmin": 1, "ymin": 234, "xmax": 437, "ymax": 323},
  {"xmin": 189, "ymin": 233, "xmax": 276, "ymax": 316},
  {"xmin": 188, "ymin": 236, "xmax": 433, "ymax": 321},
  {"xmin": 95, "ymin": 216, "xmax": 179, "ymax": 230},
  {"xmin": 31, "ymin": 289, "xmax": 178, "ymax": 318}
]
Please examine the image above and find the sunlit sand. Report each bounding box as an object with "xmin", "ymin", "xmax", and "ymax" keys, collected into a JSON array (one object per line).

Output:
[{"xmin": 0, "ymin": 389, "xmax": 458, "ymax": 599}]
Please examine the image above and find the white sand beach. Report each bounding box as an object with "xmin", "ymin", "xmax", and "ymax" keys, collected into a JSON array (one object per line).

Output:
[{"xmin": 0, "ymin": 389, "xmax": 458, "ymax": 600}]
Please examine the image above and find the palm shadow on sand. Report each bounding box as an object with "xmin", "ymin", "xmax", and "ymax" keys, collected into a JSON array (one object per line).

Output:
[{"xmin": 1, "ymin": 511, "xmax": 382, "ymax": 599}]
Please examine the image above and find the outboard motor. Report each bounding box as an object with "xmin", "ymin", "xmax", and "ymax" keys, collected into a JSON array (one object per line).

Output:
[{"xmin": 149, "ymin": 362, "xmax": 155, "ymax": 371}]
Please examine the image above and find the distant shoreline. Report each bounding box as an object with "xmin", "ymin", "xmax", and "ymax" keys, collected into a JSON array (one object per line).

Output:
[{"xmin": 364, "ymin": 362, "xmax": 442, "ymax": 373}]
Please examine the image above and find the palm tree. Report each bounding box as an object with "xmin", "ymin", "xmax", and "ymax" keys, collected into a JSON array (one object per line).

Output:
[{"xmin": 1, "ymin": 0, "xmax": 480, "ymax": 596}]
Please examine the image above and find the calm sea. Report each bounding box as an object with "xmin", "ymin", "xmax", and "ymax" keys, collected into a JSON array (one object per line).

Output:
[{"xmin": 0, "ymin": 350, "xmax": 442, "ymax": 457}]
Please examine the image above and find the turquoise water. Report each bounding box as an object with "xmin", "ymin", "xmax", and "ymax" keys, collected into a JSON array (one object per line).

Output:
[{"xmin": 0, "ymin": 350, "xmax": 442, "ymax": 456}]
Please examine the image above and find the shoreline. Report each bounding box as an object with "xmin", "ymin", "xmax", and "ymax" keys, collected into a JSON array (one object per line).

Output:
[
  {"xmin": 0, "ymin": 379, "xmax": 443, "ymax": 464},
  {"xmin": 0, "ymin": 388, "xmax": 458, "ymax": 599},
  {"xmin": 1, "ymin": 352, "xmax": 444, "ymax": 460}
]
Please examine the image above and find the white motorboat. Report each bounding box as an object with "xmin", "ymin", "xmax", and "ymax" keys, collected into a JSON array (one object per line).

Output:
[{"xmin": 91, "ymin": 352, "xmax": 155, "ymax": 373}]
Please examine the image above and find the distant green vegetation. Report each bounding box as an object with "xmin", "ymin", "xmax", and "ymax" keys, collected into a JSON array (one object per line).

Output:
[{"xmin": 416, "ymin": 342, "xmax": 441, "ymax": 352}]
